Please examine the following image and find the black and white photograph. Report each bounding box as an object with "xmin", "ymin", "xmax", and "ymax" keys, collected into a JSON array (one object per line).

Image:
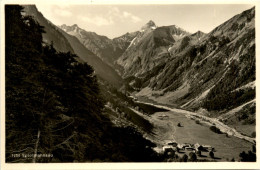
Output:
[{"xmin": 0, "ymin": 0, "xmax": 259, "ymax": 169}]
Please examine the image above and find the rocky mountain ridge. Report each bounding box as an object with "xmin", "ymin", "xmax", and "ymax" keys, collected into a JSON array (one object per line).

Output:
[
  {"xmin": 116, "ymin": 20, "xmax": 191, "ymax": 77},
  {"xmin": 23, "ymin": 5, "xmax": 123, "ymax": 88},
  {"xmin": 118, "ymin": 7, "xmax": 255, "ymax": 119},
  {"xmin": 24, "ymin": 5, "xmax": 255, "ymax": 134},
  {"xmin": 7, "ymin": 5, "xmax": 256, "ymax": 162},
  {"xmin": 60, "ymin": 24, "xmax": 139, "ymax": 67},
  {"xmin": 22, "ymin": 6, "xmax": 74, "ymax": 53}
]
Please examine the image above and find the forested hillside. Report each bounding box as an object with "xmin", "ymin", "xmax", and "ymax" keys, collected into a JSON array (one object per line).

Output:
[
  {"xmin": 124, "ymin": 7, "xmax": 255, "ymax": 116},
  {"xmin": 23, "ymin": 5, "xmax": 123, "ymax": 88},
  {"xmin": 5, "ymin": 5, "xmax": 158, "ymax": 162}
]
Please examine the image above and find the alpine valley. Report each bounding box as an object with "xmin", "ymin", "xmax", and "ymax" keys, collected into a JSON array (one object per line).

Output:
[{"xmin": 5, "ymin": 5, "xmax": 256, "ymax": 163}]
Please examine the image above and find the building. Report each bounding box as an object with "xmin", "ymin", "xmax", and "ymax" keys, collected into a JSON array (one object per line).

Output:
[
  {"xmin": 177, "ymin": 144, "xmax": 186, "ymax": 149},
  {"xmin": 165, "ymin": 140, "xmax": 178, "ymax": 147},
  {"xmin": 163, "ymin": 145, "xmax": 177, "ymax": 153},
  {"xmin": 158, "ymin": 114, "xmax": 169, "ymax": 120},
  {"xmin": 202, "ymin": 145, "xmax": 213, "ymax": 151},
  {"xmin": 185, "ymin": 147, "xmax": 195, "ymax": 151},
  {"xmin": 194, "ymin": 143, "xmax": 204, "ymax": 151}
]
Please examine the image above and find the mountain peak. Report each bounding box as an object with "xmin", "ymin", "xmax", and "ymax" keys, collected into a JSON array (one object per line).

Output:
[
  {"xmin": 72, "ymin": 24, "xmax": 79, "ymax": 28},
  {"xmin": 191, "ymin": 30, "xmax": 205, "ymax": 38},
  {"xmin": 147, "ymin": 20, "xmax": 156, "ymax": 26},
  {"xmin": 141, "ymin": 20, "xmax": 157, "ymax": 31},
  {"xmin": 60, "ymin": 24, "xmax": 67, "ymax": 27},
  {"xmin": 195, "ymin": 30, "xmax": 205, "ymax": 35},
  {"xmin": 60, "ymin": 24, "xmax": 81, "ymax": 32}
]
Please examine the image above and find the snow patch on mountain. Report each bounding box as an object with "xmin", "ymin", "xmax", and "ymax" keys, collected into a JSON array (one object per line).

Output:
[{"xmin": 127, "ymin": 37, "xmax": 137, "ymax": 49}]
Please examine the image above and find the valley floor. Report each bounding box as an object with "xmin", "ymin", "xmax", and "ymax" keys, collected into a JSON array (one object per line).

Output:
[{"xmin": 132, "ymin": 101, "xmax": 254, "ymax": 161}]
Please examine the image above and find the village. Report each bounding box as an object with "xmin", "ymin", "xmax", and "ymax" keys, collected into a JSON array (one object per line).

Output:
[
  {"xmin": 161, "ymin": 139, "xmax": 216, "ymax": 160},
  {"xmin": 104, "ymin": 96, "xmax": 236, "ymax": 161}
]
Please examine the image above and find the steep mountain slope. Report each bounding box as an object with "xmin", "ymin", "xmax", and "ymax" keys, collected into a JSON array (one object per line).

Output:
[
  {"xmin": 168, "ymin": 30, "xmax": 205, "ymax": 54},
  {"xmin": 127, "ymin": 7, "xmax": 255, "ymax": 119},
  {"xmin": 60, "ymin": 24, "xmax": 138, "ymax": 67},
  {"xmin": 116, "ymin": 20, "xmax": 191, "ymax": 77},
  {"xmin": 6, "ymin": 5, "xmax": 160, "ymax": 162},
  {"xmin": 23, "ymin": 5, "xmax": 123, "ymax": 88},
  {"xmin": 22, "ymin": 6, "xmax": 74, "ymax": 53},
  {"xmin": 59, "ymin": 29, "xmax": 123, "ymax": 87}
]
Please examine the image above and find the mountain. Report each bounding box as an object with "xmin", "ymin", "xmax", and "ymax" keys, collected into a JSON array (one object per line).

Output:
[
  {"xmin": 23, "ymin": 5, "xmax": 123, "ymax": 88},
  {"xmin": 141, "ymin": 20, "xmax": 157, "ymax": 30},
  {"xmin": 123, "ymin": 7, "xmax": 255, "ymax": 122},
  {"xmin": 60, "ymin": 24, "xmax": 138, "ymax": 67},
  {"xmin": 6, "ymin": 4, "xmax": 256, "ymax": 162},
  {"xmin": 191, "ymin": 30, "xmax": 205, "ymax": 38},
  {"xmin": 6, "ymin": 5, "xmax": 159, "ymax": 162},
  {"xmin": 168, "ymin": 30, "xmax": 205, "ymax": 54},
  {"xmin": 58, "ymin": 28, "xmax": 123, "ymax": 87},
  {"xmin": 116, "ymin": 20, "xmax": 190, "ymax": 78},
  {"xmin": 23, "ymin": 5, "xmax": 255, "ymax": 129},
  {"xmin": 22, "ymin": 6, "xmax": 74, "ymax": 53}
]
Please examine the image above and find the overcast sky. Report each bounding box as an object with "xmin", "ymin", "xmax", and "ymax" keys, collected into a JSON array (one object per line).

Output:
[{"xmin": 36, "ymin": 4, "xmax": 254, "ymax": 38}]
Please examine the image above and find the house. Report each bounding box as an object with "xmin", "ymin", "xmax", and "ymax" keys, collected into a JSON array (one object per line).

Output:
[
  {"xmin": 165, "ymin": 140, "xmax": 178, "ymax": 147},
  {"xmin": 162, "ymin": 114, "xmax": 168, "ymax": 117},
  {"xmin": 194, "ymin": 143, "xmax": 203, "ymax": 151},
  {"xmin": 184, "ymin": 143, "xmax": 192, "ymax": 148},
  {"xmin": 185, "ymin": 147, "xmax": 195, "ymax": 151},
  {"xmin": 158, "ymin": 114, "xmax": 169, "ymax": 120},
  {"xmin": 202, "ymin": 145, "xmax": 213, "ymax": 151},
  {"xmin": 177, "ymin": 144, "xmax": 186, "ymax": 149},
  {"xmin": 163, "ymin": 145, "xmax": 177, "ymax": 153}
]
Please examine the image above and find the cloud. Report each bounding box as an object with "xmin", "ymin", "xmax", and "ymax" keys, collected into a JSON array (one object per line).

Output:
[
  {"xmin": 122, "ymin": 11, "xmax": 141, "ymax": 23},
  {"xmin": 80, "ymin": 16, "xmax": 114, "ymax": 26},
  {"xmin": 54, "ymin": 8, "xmax": 72, "ymax": 17},
  {"xmin": 77, "ymin": 7, "xmax": 141, "ymax": 27},
  {"xmin": 123, "ymin": 11, "xmax": 131, "ymax": 17},
  {"xmin": 109, "ymin": 7, "xmax": 120, "ymax": 15},
  {"xmin": 126, "ymin": 13, "xmax": 142, "ymax": 23},
  {"xmin": 112, "ymin": 8, "xmax": 142, "ymax": 23}
]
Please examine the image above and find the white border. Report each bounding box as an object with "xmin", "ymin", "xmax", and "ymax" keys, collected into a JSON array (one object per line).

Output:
[{"xmin": 1, "ymin": 0, "xmax": 260, "ymax": 169}]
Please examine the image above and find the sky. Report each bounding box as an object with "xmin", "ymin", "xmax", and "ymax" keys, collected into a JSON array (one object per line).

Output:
[{"xmin": 36, "ymin": 4, "xmax": 254, "ymax": 39}]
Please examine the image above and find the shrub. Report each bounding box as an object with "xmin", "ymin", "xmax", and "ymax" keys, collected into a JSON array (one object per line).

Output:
[
  {"xmin": 209, "ymin": 151, "xmax": 214, "ymax": 158},
  {"xmin": 181, "ymin": 154, "xmax": 188, "ymax": 162},
  {"xmin": 189, "ymin": 152, "xmax": 197, "ymax": 161},
  {"xmin": 251, "ymin": 131, "xmax": 256, "ymax": 138},
  {"xmin": 196, "ymin": 150, "xmax": 202, "ymax": 157},
  {"xmin": 239, "ymin": 150, "xmax": 256, "ymax": 162},
  {"xmin": 252, "ymin": 144, "xmax": 256, "ymax": 153},
  {"xmin": 209, "ymin": 126, "xmax": 222, "ymax": 134}
]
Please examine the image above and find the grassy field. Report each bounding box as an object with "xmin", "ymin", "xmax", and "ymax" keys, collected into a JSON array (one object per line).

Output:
[{"xmin": 148, "ymin": 110, "xmax": 253, "ymax": 161}]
